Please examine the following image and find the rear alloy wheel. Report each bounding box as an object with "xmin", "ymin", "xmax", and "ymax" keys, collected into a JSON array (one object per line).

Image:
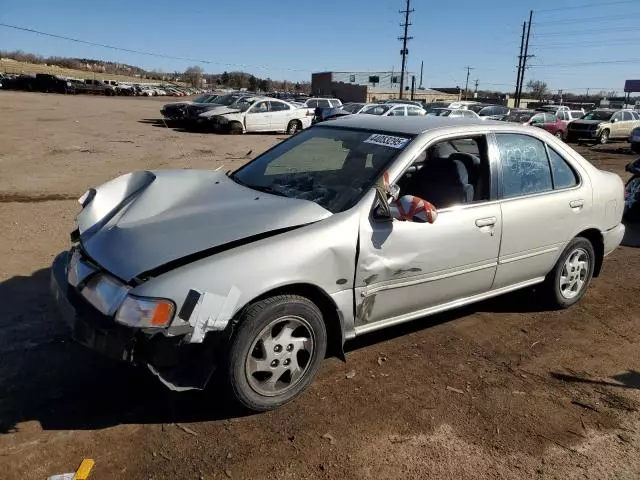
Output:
[
  {"xmin": 542, "ymin": 237, "xmax": 595, "ymax": 309},
  {"xmin": 554, "ymin": 130, "xmax": 564, "ymax": 140},
  {"xmin": 226, "ymin": 295, "xmax": 327, "ymax": 411},
  {"xmin": 599, "ymin": 129, "xmax": 610, "ymax": 144},
  {"xmin": 287, "ymin": 120, "xmax": 301, "ymax": 135}
]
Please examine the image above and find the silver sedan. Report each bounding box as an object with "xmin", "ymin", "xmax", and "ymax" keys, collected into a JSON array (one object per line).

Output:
[{"xmin": 51, "ymin": 115, "xmax": 625, "ymax": 411}]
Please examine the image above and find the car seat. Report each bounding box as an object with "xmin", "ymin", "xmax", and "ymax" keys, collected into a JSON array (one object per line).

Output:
[{"xmin": 411, "ymin": 158, "xmax": 474, "ymax": 208}]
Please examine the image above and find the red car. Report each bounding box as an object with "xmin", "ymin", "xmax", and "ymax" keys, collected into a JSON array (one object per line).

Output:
[{"xmin": 503, "ymin": 110, "xmax": 568, "ymax": 141}]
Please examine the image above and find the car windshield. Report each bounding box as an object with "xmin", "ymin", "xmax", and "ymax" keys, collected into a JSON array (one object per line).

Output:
[
  {"xmin": 341, "ymin": 103, "xmax": 365, "ymax": 114},
  {"xmin": 230, "ymin": 127, "xmax": 413, "ymax": 213},
  {"xmin": 581, "ymin": 110, "xmax": 614, "ymax": 121},
  {"xmin": 213, "ymin": 94, "xmax": 246, "ymax": 106},
  {"xmin": 468, "ymin": 105, "xmax": 486, "ymax": 113},
  {"xmin": 504, "ymin": 111, "xmax": 535, "ymax": 123},
  {"xmin": 426, "ymin": 108, "xmax": 451, "ymax": 116},
  {"xmin": 193, "ymin": 94, "xmax": 213, "ymax": 103},
  {"xmin": 361, "ymin": 104, "xmax": 393, "ymax": 115},
  {"xmin": 235, "ymin": 97, "xmax": 262, "ymax": 111}
]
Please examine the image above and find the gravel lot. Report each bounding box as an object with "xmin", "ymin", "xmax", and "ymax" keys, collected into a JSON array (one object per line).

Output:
[{"xmin": 1, "ymin": 91, "xmax": 640, "ymax": 479}]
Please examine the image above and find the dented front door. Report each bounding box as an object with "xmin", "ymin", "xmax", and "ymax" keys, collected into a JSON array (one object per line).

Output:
[{"xmin": 354, "ymin": 203, "xmax": 502, "ymax": 330}]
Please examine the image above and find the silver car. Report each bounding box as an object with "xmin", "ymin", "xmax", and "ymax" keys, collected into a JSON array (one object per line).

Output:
[{"xmin": 50, "ymin": 116, "xmax": 625, "ymax": 411}]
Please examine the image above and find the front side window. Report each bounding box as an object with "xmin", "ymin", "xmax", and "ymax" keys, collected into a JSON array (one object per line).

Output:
[
  {"xmin": 249, "ymin": 101, "xmax": 270, "ymax": 113},
  {"xmin": 329, "ymin": 100, "xmax": 341, "ymax": 107},
  {"xmin": 407, "ymin": 107, "xmax": 423, "ymax": 116},
  {"xmin": 306, "ymin": 100, "xmax": 318, "ymax": 108},
  {"xmin": 545, "ymin": 113, "xmax": 557, "ymax": 123},
  {"xmin": 396, "ymin": 136, "xmax": 491, "ymax": 209},
  {"xmin": 231, "ymin": 127, "xmax": 413, "ymax": 213},
  {"xmin": 495, "ymin": 134, "xmax": 553, "ymax": 198}
]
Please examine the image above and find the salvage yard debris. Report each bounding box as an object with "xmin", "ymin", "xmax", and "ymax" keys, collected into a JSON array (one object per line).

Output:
[{"xmin": 47, "ymin": 458, "xmax": 95, "ymax": 480}]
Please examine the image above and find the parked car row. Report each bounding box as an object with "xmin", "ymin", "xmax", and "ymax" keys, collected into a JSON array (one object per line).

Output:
[
  {"xmin": 161, "ymin": 92, "xmax": 316, "ymax": 134},
  {"xmin": 0, "ymin": 72, "xmax": 205, "ymax": 97},
  {"xmin": 567, "ymin": 108, "xmax": 640, "ymax": 145}
]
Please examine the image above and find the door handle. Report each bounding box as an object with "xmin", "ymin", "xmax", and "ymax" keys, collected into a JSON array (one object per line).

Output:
[
  {"xmin": 475, "ymin": 217, "xmax": 497, "ymax": 227},
  {"xmin": 569, "ymin": 199, "xmax": 584, "ymax": 209}
]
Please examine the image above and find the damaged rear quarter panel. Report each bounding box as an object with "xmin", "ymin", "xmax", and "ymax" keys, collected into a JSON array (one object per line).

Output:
[{"xmin": 130, "ymin": 209, "xmax": 360, "ymax": 342}]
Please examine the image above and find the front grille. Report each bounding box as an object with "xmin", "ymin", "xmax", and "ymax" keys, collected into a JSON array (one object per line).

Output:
[{"xmin": 570, "ymin": 123, "xmax": 595, "ymax": 132}]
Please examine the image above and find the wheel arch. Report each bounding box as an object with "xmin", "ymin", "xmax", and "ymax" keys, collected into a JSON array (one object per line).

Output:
[
  {"xmin": 576, "ymin": 228, "xmax": 604, "ymax": 277},
  {"xmin": 232, "ymin": 283, "xmax": 346, "ymax": 361}
]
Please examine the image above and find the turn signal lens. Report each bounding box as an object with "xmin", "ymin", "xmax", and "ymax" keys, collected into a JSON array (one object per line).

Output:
[{"xmin": 115, "ymin": 295, "xmax": 175, "ymax": 328}]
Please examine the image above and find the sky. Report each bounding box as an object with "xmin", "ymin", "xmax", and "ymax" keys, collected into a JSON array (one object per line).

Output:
[{"xmin": 1, "ymin": 0, "xmax": 639, "ymax": 94}]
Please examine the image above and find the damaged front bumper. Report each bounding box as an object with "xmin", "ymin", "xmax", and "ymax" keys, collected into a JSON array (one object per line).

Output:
[{"xmin": 50, "ymin": 251, "xmax": 221, "ymax": 390}]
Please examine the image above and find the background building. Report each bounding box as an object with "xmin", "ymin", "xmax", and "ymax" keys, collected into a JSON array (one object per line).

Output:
[{"xmin": 311, "ymin": 71, "xmax": 460, "ymax": 103}]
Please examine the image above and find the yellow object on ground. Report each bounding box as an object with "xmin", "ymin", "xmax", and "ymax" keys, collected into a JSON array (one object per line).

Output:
[{"xmin": 73, "ymin": 459, "xmax": 95, "ymax": 480}]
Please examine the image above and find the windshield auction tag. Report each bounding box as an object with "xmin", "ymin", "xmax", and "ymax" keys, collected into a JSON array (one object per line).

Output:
[{"xmin": 364, "ymin": 134, "xmax": 409, "ymax": 149}]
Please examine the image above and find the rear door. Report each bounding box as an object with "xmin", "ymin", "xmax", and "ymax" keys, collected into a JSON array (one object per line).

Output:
[
  {"xmin": 618, "ymin": 111, "xmax": 636, "ymax": 138},
  {"xmin": 492, "ymin": 133, "xmax": 591, "ymax": 288},
  {"xmin": 268, "ymin": 100, "xmax": 293, "ymax": 131}
]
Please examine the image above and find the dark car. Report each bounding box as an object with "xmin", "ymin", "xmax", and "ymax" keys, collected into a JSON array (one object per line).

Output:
[
  {"xmin": 160, "ymin": 94, "xmax": 218, "ymax": 122},
  {"xmin": 1, "ymin": 74, "xmax": 37, "ymax": 91},
  {"xmin": 35, "ymin": 74, "xmax": 74, "ymax": 94},
  {"xmin": 313, "ymin": 102, "xmax": 366, "ymax": 124},
  {"xmin": 566, "ymin": 109, "xmax": 615, "ymax": 143},
  {"xmin": 503, "ymin": 110, "xmax": 567, "ymax": 140}
]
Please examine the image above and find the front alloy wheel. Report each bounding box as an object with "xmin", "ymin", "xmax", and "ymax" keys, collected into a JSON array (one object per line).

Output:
[
  {"xmin": 226, "ymin": 295, "xmax": 327, "ymax": 411},
  {"xmin": 599, "ymin": 129, "xmax": 610, "ymax": 144}
]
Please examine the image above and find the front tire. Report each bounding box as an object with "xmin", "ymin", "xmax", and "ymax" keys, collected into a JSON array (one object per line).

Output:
[
  {"xmin": 542, "ymin": 237, "xmax": 595, "ymax": 309},
  {"xmin": 226, "ymin": 295, "xmax": 327, "ymax": 411},
  {"xmin": 599, "ymin": 129, "xmax": 610, "ymax": 145},
  {"xmin": 554, "ymin": 130, "xmax": 565, "ymax": 141}
]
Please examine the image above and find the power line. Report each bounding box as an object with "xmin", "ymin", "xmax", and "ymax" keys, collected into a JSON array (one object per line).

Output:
[
  {"xmin": 0, "ymin": 22, "xmax": 311, "ymax": 73},
  {"xmin": 529, "ymin": 58, "xmax": 640, "ymax": 68},
  {"xmin": 532, "ymin": 26, "xmax": 640, "ymax": 37},
  {"xmin": 535, "ymin": 0, "xmax": 637, "ymax": 13},
  {"xmin": 530, "ymin": 39, "xmax": 639, "ymax": 49},
  {"xmin": 534, "ymin": 12, "xmax": 640, "ymax": 26}
]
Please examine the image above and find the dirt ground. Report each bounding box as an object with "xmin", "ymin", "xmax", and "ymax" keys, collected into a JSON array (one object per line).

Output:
[{"xmin": 1, "ymin": 91, "xmax": 640, "ymax": 480}]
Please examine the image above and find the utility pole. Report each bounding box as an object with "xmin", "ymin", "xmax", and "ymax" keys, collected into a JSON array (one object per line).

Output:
[
  {"xmin": 398, "ymin": 0, "xmax": 414, "ymax": 99},
  {"xmin": 419, "ymin": 60, "xmax": 424, "ymax": 88},
  {"xmin": 474, "ymin": 79, "xmax": 479, "ymax": 97},
  {"xmin": 515, "ymin": 21, "xmax": 526, "ymax": 108},
  {"xmin": 411, "ymin": 75, "xmax": 416, "ymax": 100},
  {"xmin": 464, "ymin": 66, "xmax": 474, "ymax": 100},
  {"xmin": 517, "ymin": 10, "xmax": 534, "ymax": 107}
]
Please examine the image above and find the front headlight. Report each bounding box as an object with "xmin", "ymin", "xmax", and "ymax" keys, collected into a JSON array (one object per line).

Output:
[
  {"xmin": 115, "ymin": 295, "xmax": 175, "ymax": 328},
  {"xmin": 81, "ymin": 273, "xmax": 130, "ymax": 315}
]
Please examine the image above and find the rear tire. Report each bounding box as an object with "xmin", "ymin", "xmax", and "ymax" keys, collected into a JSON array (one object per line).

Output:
[
  {"xmin": 541, "ymin": 237, "xmax": 595, "ymax": 309},
  {"xmin": 287, "ymin": 120, "xmax": 301, "ymax": 135},
  {"xmin": 225, "ymin": 295, "xmax": 327, "ymax": 411},
  {"xmin": 554, "ymin": 130, "xmax": 565, "ymax": 141}
]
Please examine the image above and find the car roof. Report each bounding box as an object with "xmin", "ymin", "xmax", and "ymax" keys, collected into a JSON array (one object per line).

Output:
[{"xmin": 321, "ymin": 114, "xmax": 502, "ymax": 135}]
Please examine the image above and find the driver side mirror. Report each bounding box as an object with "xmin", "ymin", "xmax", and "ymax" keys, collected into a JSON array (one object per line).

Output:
[{"xmin": 374, "ymin": 181, "xmax": 437, "ymax": 224}]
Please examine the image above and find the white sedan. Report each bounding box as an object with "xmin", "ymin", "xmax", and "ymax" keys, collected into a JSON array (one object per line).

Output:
[{"xmin": 199, "ymin": 96, "xmax": 314, "ymax": 134}]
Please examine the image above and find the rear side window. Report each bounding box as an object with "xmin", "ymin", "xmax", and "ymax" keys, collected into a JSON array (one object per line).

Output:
[
  {"xmin": 269, "ymin": 101, "xmax": 290, "ymax": 111},
  {"xmin": 547, "ymin": 148, "xmax": 578, "ymax": 189},
  {"xmin": 496, "ymin": 134, "xmax": 553, "ymax": 198},
  {"xmin": 306, "ymin": 100, "xmax": 318, "ymax": 108},
  {"xmin": 317, "ymin": 100, "xmax": 331, "ymax": 108}
]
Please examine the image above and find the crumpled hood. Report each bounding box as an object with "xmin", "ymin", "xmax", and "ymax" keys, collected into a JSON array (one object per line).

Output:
[
  {"xmin": 199, "ymin": 106, "xmax": 242, "ymax": 118},
  {"xmin": 79, "ymin": 170, "xmax": 332, "ymax": 282}
]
